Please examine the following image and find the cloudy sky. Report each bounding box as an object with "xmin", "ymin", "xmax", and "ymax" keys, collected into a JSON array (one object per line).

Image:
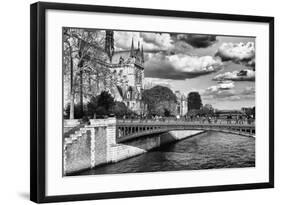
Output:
[{"xmin": 113, "ymin": 30, "xmax": 255, "ymax": 110}]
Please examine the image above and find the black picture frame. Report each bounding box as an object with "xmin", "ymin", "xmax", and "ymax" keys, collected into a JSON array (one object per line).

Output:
[{"xmin": 30, "ymin": 1, "xmax": 274, "ymax": 203}]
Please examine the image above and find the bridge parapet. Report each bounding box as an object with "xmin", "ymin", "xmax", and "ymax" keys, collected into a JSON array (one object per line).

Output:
[{"xmin": 116, "ymin": 120, "xmax": 255, "ymax": 142}]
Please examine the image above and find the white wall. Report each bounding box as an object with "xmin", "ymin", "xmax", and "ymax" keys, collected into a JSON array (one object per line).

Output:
[{"xmin": 0, "ymin": 0, "xmax": 279, "ymax": 204}]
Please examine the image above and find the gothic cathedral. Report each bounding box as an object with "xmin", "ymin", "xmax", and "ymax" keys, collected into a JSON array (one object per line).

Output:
[{"xmin": 104, "ymin": 35, "xmax": 145, "ymax": 115}]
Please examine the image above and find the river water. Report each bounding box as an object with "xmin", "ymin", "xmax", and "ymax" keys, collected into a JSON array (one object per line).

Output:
[{"xmin": 78, "ymin": 131, "xmax": 255, "ymax": 175}]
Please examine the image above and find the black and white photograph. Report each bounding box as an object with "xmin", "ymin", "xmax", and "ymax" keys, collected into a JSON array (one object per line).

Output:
[
  {"xmin": 63, "ymin": 28, "xmax": 256, "ymax": 176},
  {"xmin": 27, "ymin": 1, "xmax": 274, "ymax": 203},
  {"xmin": 0, "ymin": 0, "xmax": 278, "ymax": 203}
]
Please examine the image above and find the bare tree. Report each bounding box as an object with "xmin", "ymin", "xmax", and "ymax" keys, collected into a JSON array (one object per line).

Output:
[
  {"xmin": 63, "ymin": 28, "xmax": 108, "ymax": 119},
  {"xmin": 63, "ymin": 28, "xmax": 76, "ymax": 119}
]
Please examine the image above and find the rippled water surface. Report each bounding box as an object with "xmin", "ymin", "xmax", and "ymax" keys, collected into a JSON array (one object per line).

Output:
[{"xmin": 78, "ymin": 131, "xmax": 255, "ymax": 175}]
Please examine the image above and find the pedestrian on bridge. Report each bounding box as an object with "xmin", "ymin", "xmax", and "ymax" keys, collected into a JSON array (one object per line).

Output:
[
  {"xmin": 235, "ymin": 115, "xmax": 239, "ymax": 124},
  {"xmin": 208, "ymin": 116, "xmax": 212, "ymax": 124},
  {"xmin": 227, "ymin": 114, "xmax": 232, "ymax": 124},
  {"xmin": 239, "ymin": 115, "xmax": 243, "ymax": 124},
  {"xmin": 247, "ymin": 115, "xmax": 252, "ymax": 125},
  {"xmin": 214, "ymin": 116, "xmax": 218, "ymax": 124}
]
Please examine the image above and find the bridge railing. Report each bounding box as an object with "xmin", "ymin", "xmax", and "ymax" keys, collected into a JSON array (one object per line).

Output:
[
  {"xmin": 115, "ymin": 119, "xmax": 255, "ymax": 142},
  {"xmin": 117, "ymin": 118, "xmax": 255, "ymax": 126}
]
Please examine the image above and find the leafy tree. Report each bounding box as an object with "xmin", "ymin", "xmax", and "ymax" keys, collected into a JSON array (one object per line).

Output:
[
  {"xmin": 111, "ymin": 102, "xmax": 130, "ymax": 118},
  {"xmin": 244, "ymin": 106, "xmax": 255, "ymax": 118},
  {"xmin": 199, "ymin": 104, "xmax": 214, "ymax": 116},
  {"xmin": 97, "ymin": 91, "xmax": 115, "ymax": 111},
  {"xmin": 87, "ymin": 96, "xmax": 98, "ymax": 118},
  {"xmin": 186, "ymin": 109, "xmax": 200, "ymax": 117},
  {"xmin": 64, "ymin": 103, "xmax": 86, "ymax": 119},
  {"xmin": 164, "ymin": 108, "xmax": 171, "ymax": 117},
  {"xmin": 143, "ymin": 86, "xmax": 177, "ymax": 116},
  {"xmin": 186, "ymin": 104, "xmax": 214, "ymax": 117},
  {"xmin": 187, "ymin": 92, "xmax": 202, "ymax": 111},
  {"xmin": 85, "ymin": 91, "xmax": 114, "ymax": 117},
  {"xmin": 95, "ymin": 106, "xmax": 108, "ymax": 116}
]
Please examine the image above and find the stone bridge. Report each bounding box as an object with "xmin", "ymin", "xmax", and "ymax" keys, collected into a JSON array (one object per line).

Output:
[{"xmin": 116, "ymin": 120, "xmax": 255, "ymax": 143}]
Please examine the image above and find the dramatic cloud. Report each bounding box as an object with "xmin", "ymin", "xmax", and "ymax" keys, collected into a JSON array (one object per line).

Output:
[
  {"xmin": 213, "ymin": 69, "xmax": 255, "ymax": 81},
  {"xmin": 208, "ymin": 81, "xmax": 235, "ymax": 91},
  {"xmin": 202, "ymin": 83, "xmax": 255, "ymax": 101},
  {"xmin": 144, "ymin": 55, "xmax": 187, "ymax": 80},
  {"xmin": 174, "ymin": 34, "xmax": 217, "ymax": 48},
  {"xmin": 167, "ymin": 54, "xmax": 222, "ymax": 73},
  {"xmin": 144, "ymin": 53, "xmax": 223, "ymax": 79},
  {"xmin": 140, "ymin": 32, "xmax": 173, "ymax": 50},
  {"xmin": 169, "ymin": 40, "xmax": 193, "ymax": 54},
  {"xmin": 114, "ymin": 32, "xmax": 218, "ymax": 54},
  {"xmin": 240, "ymin": 86, "xmax": 255, "ymax": 95},
  {"xmin": 203, "ymin": 89, "xmax": 236, "ymax": 100},
  {"xmin": 215, "ymin": 42, "xmax": 255, "ymax": 67},
  {"xmin": 203, "ymin": 81, "xmax": 235, "ymax": 99},
  {"xmin": 114, "ymin": 31, "xmax": 174, "ymax": 52}
]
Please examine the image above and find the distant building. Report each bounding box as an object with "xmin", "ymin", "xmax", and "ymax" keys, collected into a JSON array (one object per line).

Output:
[
  {"xmin": 241, "ymin": 107, "xmax": 255, "ymax": 118},
  {"xmin": 175, "ymin": 91, "xmax": 188, "ymax": 116},
  {"xmin": 215, "ymin": 109, "xmax": 245, "ymax": 118},
  {"xmin": 241, "ymin": 107, "xmax": 252, "ymax": 113},
  {"xmin": 143, "ymin": 79, "xmax": 172, "ymax": 90}
]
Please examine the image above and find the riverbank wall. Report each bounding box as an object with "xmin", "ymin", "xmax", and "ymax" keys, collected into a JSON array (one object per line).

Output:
[{"xmin": 64, "ymin": 118, "xmax": 204, "ymax": 175}]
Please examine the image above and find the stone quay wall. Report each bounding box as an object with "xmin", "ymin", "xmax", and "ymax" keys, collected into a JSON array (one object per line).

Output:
[{"xmin": 64, "ymin": 117, "xmax": 204, "ymax": 175}]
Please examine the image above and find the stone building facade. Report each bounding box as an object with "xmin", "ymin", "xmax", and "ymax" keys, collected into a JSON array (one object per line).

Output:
[
  {"xmin": 98, "ymin": 38, "xmax": 145, "ymax": 115},
  {"xmin": 175, "ymin": 91, "xmax": 188, "ymax": 117},
  {"xmin": 63, "ymin": 35, "xmax": 145, "ymax": 116}
]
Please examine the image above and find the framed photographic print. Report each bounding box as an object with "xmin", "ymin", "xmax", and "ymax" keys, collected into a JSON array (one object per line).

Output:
[{"xmin": 30, "ymin": 1, "xmax": 274, "ymax": 203}]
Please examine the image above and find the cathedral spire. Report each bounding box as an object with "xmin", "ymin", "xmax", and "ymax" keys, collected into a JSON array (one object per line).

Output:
[
  {"xmin": 105, "ymin": 30, "xmax": 114, "ymax": 63},
  {"xmin": 130, "ymin": 38, "xmax": 134, "ymax": 57},
  {"xmin": 141, "ymin": 45, "xmax": 144, "ymax": 63}
]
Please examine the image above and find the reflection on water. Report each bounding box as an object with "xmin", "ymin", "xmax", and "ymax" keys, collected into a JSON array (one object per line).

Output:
[{"xmin": 77, "ymin": 131, "xmax": 255, "ymax": 175}]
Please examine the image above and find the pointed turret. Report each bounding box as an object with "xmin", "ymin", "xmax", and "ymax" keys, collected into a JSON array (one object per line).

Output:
[{"xmin": 130, "ymin": 38, "xmax": 134, "ymax": 57}]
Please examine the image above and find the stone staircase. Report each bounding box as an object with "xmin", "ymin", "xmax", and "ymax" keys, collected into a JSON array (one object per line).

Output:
[
  {"xmin": 64, "ymin": 124, "xmax": 87, "ymax": 149},
  {"xmin": 64, "ymin": 124, "xmax": 92, "ymax": 175}
]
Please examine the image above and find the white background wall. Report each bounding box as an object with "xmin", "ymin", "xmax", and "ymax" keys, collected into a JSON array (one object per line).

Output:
[{"xmin": 0, "ymin": 0, "xmax": 279, "ymax": 204}]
